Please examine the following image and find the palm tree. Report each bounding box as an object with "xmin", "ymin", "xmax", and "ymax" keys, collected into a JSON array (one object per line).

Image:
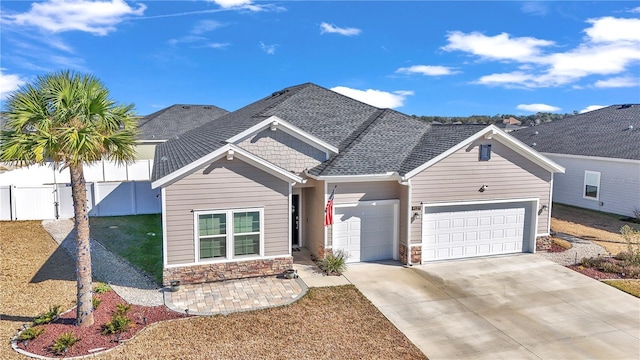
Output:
[{"xmin": 0, "ymin": 70, "xmax": 137, "ymax": 326}]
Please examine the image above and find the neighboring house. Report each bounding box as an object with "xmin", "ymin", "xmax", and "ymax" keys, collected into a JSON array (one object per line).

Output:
[
  {"xmin": 135, "ymin": 104, "xmax": 229, "ymax": 159},
  {"xmin": 512, "ymin": 104, "xmax": 640, "ymax": 218},
  {"xmin": 151, "ymin": 83, "xmax": 564, "ymax": 286},
  {"xmin": 496, "ymin": 117, "xmax": 525, "ymax": 133},
  {"xmin": 0, "ymin": 104, "xmax": 228, "ymax": 220}
]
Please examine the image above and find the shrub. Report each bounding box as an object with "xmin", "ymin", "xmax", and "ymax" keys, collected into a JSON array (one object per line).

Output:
[
  {"xmin": 94, "ymin": 283, "xmax": 112, "ymax": 294},
  {"xmin": 102, "ymin": 303, "xmax": 132, "ymax": 335},
  {"xmin": 620, "ymin": 225, "xmax": 640, "ymax": 264},
  {"xmin": 321, "ymin": 249, "xmax": 349, "ymax": 275},
  {"xmin": 18, "ymin": 326, "xmax": 45, "ymax": 341},
  {"xmin": 51, "ymin": 332, "xmax": 80, "ymax": 354},
  {"xmin": 33, "ymin": 305, "xmax": 62, "ymax": 325},
  {"xmin": 92, "ymin": 297, "xmax": 102, "ymax": 310}
]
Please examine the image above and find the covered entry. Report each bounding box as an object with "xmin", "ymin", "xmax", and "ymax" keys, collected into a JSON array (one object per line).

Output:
[
  {"xmin": 422, "ymin": 200, "xmax": 537, "ymax": 262},
  {"xmin": 332, "ymin": 200, "xmax": 398, "ymax": 263}
]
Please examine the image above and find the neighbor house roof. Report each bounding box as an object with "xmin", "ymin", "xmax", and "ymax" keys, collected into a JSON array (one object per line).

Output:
[
  {"xmin": 137, "ymin": 104, "xmax": 228, "ymax": 141},
  {"xmin": 511, "ymin": 104, "xmax": 640, "ymax": 161},
  {"xmin": 152, "ymin": 83, "xmax": 561, "ymax": 185}
]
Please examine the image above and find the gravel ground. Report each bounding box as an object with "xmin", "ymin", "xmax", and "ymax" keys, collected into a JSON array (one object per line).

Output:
[
  {"xmin": 42, "ymin": 219, "xmax": 165, "ymax": 306},
  {"xmin": 537, "ymin": 233, "xmax": 609, "ymax": 265}
]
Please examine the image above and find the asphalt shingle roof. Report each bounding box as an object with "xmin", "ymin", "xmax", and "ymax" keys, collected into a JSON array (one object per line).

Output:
[
  {"xmin": 510, "ymin": 104, "xmax": 640, "ymax": 160},
  {"xmin": 152, "ymin": 83, "xmax": 497, "ymax": 182},
  {"xmin": 137, "ymin": 104, "xmax": 228, "ymax": 141}
]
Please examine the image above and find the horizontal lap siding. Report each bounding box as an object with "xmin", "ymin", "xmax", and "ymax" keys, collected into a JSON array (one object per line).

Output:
[
  {"xmin": 410, "ymin": 139, "xmax": 552, "ymax": 244},
  {"xmin": 545, "ymin": 154, "xmax": 640, "ymax": 217},
  {"xmin": 165, "ymin": 159, "xmax": 289, "ymax": 265}
]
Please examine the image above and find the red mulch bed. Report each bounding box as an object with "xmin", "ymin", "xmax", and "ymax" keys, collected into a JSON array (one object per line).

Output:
[
  {"xmin": 567, "ymin": 265, "xmax": 623, "ymax": 280},
  {"xmin": 14, "ymin": 290, "xmax": 190, "ymax": 358}
]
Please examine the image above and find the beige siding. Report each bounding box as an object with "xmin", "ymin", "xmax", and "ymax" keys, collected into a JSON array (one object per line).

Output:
[
  {"xmin": 410, "ymin": 139, "xmax": 552, "ymax": 244},
  {"xmin": 134, "ymin": 143, "xmax": 158, "ymax": 160},
  {"xmin": 399, "ymin": 183, "xmax": 409, "ymax": 246},
  {"xmin": 164, "ymin": 158, "xmax": 289, "ymax": 265},
  {"xmin": 237, "ymin": 129, "xmax": 325, "ymax": 174},
  {"xmin": 301, "ymin": 178, "xmax": 326, "ymax": 257},
  {"xmin": 327, "ymin": 181, "xmax": 401, "ymax": 246}
]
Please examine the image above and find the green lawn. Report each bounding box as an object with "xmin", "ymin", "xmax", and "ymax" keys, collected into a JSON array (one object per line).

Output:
[{"xmin": 89, "ymin": 214, "xmax": 163, "ymax": 284}]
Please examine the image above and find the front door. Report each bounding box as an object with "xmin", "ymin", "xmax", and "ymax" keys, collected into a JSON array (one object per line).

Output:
[{"xmin": 291, "ymin": 194, "xmax": 300, "ymax": 248}]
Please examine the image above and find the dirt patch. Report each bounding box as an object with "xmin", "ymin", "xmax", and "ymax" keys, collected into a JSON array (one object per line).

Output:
[{"xmin": 551, "ymin": 204, "xmax": 638, "ymax": 255}]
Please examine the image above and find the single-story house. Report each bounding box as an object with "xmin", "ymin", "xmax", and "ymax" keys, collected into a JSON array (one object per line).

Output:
[
  {"xmin": 511, "ymin": 104, "xmax": 640, "ymax": 217},
  {"xmin": 151, "ymin": 83, "xmax": 565, "ymax": 285}
]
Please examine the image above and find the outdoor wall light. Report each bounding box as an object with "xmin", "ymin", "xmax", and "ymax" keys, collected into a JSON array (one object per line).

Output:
[
  {"xmin": 412, "ymin": 212, "xmax": 421, "ymax": 221},
  {"xmin": 479, "ymin": 184, "xmax": 488, "ymax": 192},
  {"xmin": 538, "ymin": 204, "xmax": 548, "ymax": 215}
]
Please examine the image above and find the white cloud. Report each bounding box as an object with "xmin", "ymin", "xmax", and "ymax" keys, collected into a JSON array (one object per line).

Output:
[
  {"xmin": 631, "ymin": 7, "xmax": 640, "ymax": 13},
  {"xmin": 396, "ymin": 65, "xmax": 458, "ymax": 76},
  {"xmin": 521, "ymin": 2, "xmax": 549, "ymax": 16},
  {"xmin": 516, "ymin": 103, "xmax": 561, "ymax": 112},
  {"xmin": 445, "ymin": 15, "xmax": 640, "ymax": 89},
  {"xmin": 191, "ymin": 20, "xmax": 224, "ymax": 34},
  {"xmin": 0, "ymin": 70, "xmax": 27, "ymax": 99},
  {"xmin": 320, "ymin": 22, "xmax": 361, "ymax": 36},
  {"xmin": 260, "ymin": 42, "xmax": 277, "ymax": 55},
  {"xmin": 3, "ymin": 0, "xmax": 146, "ymax": 36},
  {"xmin": 585, "ymin": 17, "xmax": 640, "ymax": 43},
  {"xmin": 331, "ymin": 86, "xmax": 412, "ymax": 108},
  {"xmin": 206, "ymin": 42, "xmax": 230, "ymax": 49},
  {"xmin": 442, "ymin": 31, "xmax": 554, "ymax": 61},
  {"xmin": 579, "ymin": 105, "xmax": 607, "ymax": 113},
  {"xmin": 207, "ymin": 0, "xmax": 278, "ymax": 12},
  {"xmin": 593, "ymin": 76, "xmax": 639, "ymax": 88}
]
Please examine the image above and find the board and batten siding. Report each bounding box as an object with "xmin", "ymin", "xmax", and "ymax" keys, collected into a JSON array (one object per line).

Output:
[
  {"xmin": 544, "ymin": 154, "xmax": 640, "ymax": 217},
  {"xmin": 326, "ymin": 181, "xmax": 401, "ymax": 247},
  {"xmin": 164, "ymin": 158, "xmax": 289, "ymax": 265},
  {"xmin": 237, "ymin": 129, "xmax": 325, "ymax": 174},
  {"xmin": 409, "ymin": 138, "xmax": 552, "ymax": 244}
]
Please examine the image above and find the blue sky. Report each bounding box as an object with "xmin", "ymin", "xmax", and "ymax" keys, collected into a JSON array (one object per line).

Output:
[{"xmin": 1, "ymin": 1, "xmax": 639, "ymax": 117}]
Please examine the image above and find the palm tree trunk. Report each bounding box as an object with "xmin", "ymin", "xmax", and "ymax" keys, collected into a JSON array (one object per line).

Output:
[{"xmin": 69, "ymin": 163, "xmax": 94, "ymax": 327}]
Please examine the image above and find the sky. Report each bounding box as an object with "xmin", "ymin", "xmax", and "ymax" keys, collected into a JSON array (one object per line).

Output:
[{"xmin": 1, "ymin": 1, "xmax": 639, "ymax": 117}]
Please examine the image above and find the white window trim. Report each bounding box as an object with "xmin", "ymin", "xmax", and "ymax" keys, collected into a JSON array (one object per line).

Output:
[
  {"xmin": 583, "ymin": 170, "xmax": 601, "ymax": 201},
  {"xmin": 194, "ymin": 208, "xmax": 264, "ymax": 263}
]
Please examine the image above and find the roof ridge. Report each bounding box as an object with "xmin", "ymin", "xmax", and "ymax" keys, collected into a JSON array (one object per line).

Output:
[{"xmin": 256, "ymin": 83, "xmax": 311, "ymax": 117}]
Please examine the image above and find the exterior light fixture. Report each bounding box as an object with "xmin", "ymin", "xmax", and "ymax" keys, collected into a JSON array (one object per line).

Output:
[{"xmin": 479, "ymin": 184, "xmax": 488, "ymax": 193}]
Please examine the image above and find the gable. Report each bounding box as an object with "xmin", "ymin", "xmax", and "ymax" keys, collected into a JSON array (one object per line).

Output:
[{"xmin": 237, "ymin": 128, "xmax": 326, "ymax": 174}]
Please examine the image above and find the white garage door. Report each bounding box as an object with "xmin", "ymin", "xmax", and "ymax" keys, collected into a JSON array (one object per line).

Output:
[
  {"xmin": 333, "ymin": 203, "xmax": 396, "ymax": 263},
  {"xmin": 422, "ymin": 206, "xmax": 526, "ymax": 262}
]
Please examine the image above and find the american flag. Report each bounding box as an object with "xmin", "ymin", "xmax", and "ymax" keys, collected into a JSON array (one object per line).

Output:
[{"xmin": 324, "ymin": 187, "xmax": 336, "ymax": 226}]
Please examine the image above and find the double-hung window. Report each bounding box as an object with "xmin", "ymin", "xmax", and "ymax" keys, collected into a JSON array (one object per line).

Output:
[
  {"xmin": 583, "ymin": 171, "xmax": 601, "ymax": 200},
  {"xmin": 196, "ymin": 208, "xmax": 263, "ymax": 261}
]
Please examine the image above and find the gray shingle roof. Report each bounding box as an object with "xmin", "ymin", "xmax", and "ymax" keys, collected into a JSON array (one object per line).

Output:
[
  {"xmin": 510, "ymin": 104, "xmax": 640, "ymax": 160},
  {"xmin": 152, "ymin": 83, "xmax": 499, "ymax": 182},
  {"xmin": 137, "ymin": 104, "xmax": 228, "ymax": 141}
]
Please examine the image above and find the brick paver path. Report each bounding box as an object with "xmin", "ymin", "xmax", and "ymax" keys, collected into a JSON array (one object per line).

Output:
[{"xmin": 165, "ymin": 276, "xmax": 305, "ymax": 315}]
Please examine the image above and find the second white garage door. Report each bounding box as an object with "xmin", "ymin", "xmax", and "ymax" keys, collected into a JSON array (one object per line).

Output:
[
  {"xmin": 422, "ymin": 206, "xmax": 526, "ymax": 262},
  {"xmin": 333, "ymin": 202, "xmax": 397, "ymax": 263}
]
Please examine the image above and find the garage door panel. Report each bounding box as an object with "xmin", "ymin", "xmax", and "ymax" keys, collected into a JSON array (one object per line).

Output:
[
  {"xmin": 423, "ymin": 205, "xmax": 527, "ymax": 262},
  {"xmin": 333, "ymin": 203, "xmax": 396, "ymax": 263}
]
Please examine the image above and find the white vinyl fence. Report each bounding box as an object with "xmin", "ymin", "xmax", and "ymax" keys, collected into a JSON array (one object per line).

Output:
[{"xmin": 0, "ymin": 160, "xmax": 161, "ymax": 220}]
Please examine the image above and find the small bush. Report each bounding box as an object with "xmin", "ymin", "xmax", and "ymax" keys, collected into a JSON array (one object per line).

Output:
[
  {"xmin": 51, "ymin": 332, "xmax": 80, "ymax": 354},
  {"xmin": 620, "ymin": 225, "xmax": 640, "ymax": 264},
  {"xmin": 92, "ymin": 297, "xmax": 102, "ymax": 310},
  {"xmin": 321, "ymin": 249, "xmax": 349, "ymax": 275},
  {"xmin": 94, "ymin": 283, "xmax": 112, "ymax": 294},
  {"xmin": 102, "ymin": 303, "xmax": 133, "ymax": 335},
  {"xmin": 18, "ymin": 326, "xmax": 45, "ymax": 341},
  {"xmin": 33, "ymin": 305, "xmax": 62, "ymax": 325}
]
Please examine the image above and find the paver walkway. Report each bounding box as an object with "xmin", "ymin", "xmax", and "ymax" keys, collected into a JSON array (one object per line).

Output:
[{"xmin": 164, "ymin": 276, "xmax": 306, "ymax": 315}]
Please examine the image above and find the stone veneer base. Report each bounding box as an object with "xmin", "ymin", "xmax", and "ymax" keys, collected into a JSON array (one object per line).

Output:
[{"xmin": 163, "ymin": 256, "xmax": 293, "ymax": 285}]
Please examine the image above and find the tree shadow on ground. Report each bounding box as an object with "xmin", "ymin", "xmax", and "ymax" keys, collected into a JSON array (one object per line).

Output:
[{"xmin": 30, "ymin": 244, "xmax": 75, "ymax": 283}]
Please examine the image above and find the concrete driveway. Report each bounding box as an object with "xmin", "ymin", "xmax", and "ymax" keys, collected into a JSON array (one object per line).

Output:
[{"xmin": 343, "ymin": 254, "xmax": 640, "ymax": 360}]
